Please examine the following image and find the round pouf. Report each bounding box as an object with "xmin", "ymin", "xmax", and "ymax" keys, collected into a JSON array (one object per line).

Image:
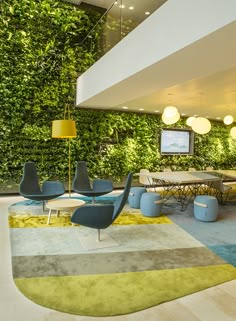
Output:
[
  {"xmin": 128, "ymin": 187, "xmax": 147, "ymax": 209},
  {"xmin": 140, "ymin": 192, "xmax": 163, "ymax": 217},
  {"xmin": 194, "ymin": 195, "xmax": 219, "ymax": 222}
]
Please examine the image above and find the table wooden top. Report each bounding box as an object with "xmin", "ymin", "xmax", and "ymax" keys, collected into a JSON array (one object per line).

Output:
[
  {"xmin": 216, "ymin": 169, "xmax": 236, "ymax": 179},
  {"xmin": 46, "ymin": 198, "xmax": 85, "ymax": 211},
  {"xmin": 137, "ymin": 171, "xmax": 220, "ymax": 184}
]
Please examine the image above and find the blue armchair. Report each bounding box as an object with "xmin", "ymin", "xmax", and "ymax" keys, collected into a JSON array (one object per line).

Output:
[
  {"xmin": 71, "ymin": 172, "xmax": 133, "ymax": 248},
  {"xmin": 72, "ymin": 161, "xmax": 113, "ymax": 202},
  {"xmin": 19, "ymin": 162, "xmax": 65, "ymax": 205}
]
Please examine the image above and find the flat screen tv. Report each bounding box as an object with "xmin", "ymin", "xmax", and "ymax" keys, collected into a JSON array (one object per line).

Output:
[{"xmin": 160, "ymin": 128, "xmax": 194, "ymax": 155}]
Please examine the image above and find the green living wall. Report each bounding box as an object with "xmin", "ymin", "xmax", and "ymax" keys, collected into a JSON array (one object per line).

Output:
[
  {"xmin": 0, "ymin": 0, "xmax": 100, "ymax": 191},
  {"xmin": 1, "ymin": 0, "xmax": 236, "ymax": 193},
  {"xmin": 67, "ymin": 110, "xmax": 236, "ymax": 179}
]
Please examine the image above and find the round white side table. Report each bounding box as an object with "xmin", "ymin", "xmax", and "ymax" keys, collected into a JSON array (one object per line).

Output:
[{"xmin": 46, "ymin": 198, "xmax": 85, "ymax": 225}]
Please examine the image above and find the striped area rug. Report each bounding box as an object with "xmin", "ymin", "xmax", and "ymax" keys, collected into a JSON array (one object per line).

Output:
[{"xmin": 8, "ymin": 205, "xmax": 236, "ymax": 316}]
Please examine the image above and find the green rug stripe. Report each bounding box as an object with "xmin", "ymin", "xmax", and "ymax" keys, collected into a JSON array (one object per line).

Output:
[
  {"xmin": 14, "ymin": 264, "xmax": 236, "ymax": 316},
  {"xmin": 8, "ymin": 212, "xmax": 172, "ymax": 228},
  {"xmin": 12, "ymin": 247, "xmax": 226, "ymax": 278}
]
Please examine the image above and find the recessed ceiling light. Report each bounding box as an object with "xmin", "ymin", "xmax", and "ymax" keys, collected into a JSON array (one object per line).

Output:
[
  {"xmin": 119, "ymin": 4, "xmax": 125, "ymax": 9},
  {"xmin": 181, "ymin": 113, "xmax": 186, "ymax": 116},
  {"xmin": 139, "ymin": 108, "xmax": 144, "ymax": 111},
  {"xmin": 129, "ymin": 6, "xmax": 134, "ymax": 10},
  {"xmin": 114, "ymin": 1, "xmax": 118, "ymax": 4},
  {"xmin": 216, "ymin": 117, "xmax": 221, "ymax": 120},
  {"xmin": 154, "ymin": 110, "xmax": 160, "ymax": 113},
  {"xmin": 145, "ymin": 11, "xmax": 150, "ymax": 15},
  {"xmin": 122, "ymin": 106, "xmax": 128, "ymax": 109}
]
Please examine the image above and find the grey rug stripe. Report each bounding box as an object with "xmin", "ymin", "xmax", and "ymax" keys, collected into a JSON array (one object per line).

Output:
[{"xmin": 12, "ymin": 247, "xmax": 226, "ymax": 278}]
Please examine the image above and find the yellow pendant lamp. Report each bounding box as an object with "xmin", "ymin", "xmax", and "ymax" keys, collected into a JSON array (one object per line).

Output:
[
  {"xmin": 52, "ymin": 105, "xmax": 77, "ymax": 197},
  {"xmin": 52, "ymin": 119, "xmax": 77, "ymax": 138}
]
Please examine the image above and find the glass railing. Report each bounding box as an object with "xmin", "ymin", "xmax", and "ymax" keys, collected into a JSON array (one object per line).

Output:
[{"xmin": 81, "ymin": 0, "xmax": 167, "ymax": 61}]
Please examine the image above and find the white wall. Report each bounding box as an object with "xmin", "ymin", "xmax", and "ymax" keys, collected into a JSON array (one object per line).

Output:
[{"xmin": 76, "ymin": 0, "xmax": 236, "ymax": 107}]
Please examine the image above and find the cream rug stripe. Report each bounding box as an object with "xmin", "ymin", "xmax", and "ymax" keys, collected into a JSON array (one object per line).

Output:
[{"xmin": 10, "ymin": 224, "xmax": 204, "ymax": 256}]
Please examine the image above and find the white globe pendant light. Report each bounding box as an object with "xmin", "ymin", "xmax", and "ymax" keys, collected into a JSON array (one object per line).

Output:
[
  {"xmin": 230, "ymin": 127, "xmax": 236, "ymax": 139},
  {"xmin": 162, "ymin": 111, "xmax": 180, "ymax": 125},
  {"xmin": 163, "ymin": 106, "xmax": 178, "ymax": 118},
  {"xmin": 186, "ymin": 116, "xmax": 196, "ymax": 127},
  {"xmin": 191, "ymin": 117, "xmax": 211, "ymax": 134},
  {"xmin": 224, "ymin": 115, "xmax": 234, "ymax": 125}
]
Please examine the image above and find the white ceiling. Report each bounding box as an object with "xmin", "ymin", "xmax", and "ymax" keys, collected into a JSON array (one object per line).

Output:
[
  {"xmin": 63, "ymin": 0, "xmax": 114, "ymax": 9},
  {"xmin": 124, "ymin": 67, "xmax": 236, "ymax": 120},
  {"xmin": 113, "ymin": 21, "xmax": 236, "ymax": 121},
  {"xmin": 75, "ymin": 1, "xmax": 236, "ymax": 122},
  {"xmin": 82, "ymin": 0, "xmax": 113, "ymax": 9}
]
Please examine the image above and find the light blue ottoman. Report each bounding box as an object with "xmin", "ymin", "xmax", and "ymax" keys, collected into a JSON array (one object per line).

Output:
[
  {"xmin": 194, "ymin": 195, "xmax": 219, "ymax": 222},
  {"xmin": 140, "ymin": 192, "xmax": 163, "ymax": 217},
  {"xmin": 128, "ymin": 187, "xmax": 147, "ymax": 208}
]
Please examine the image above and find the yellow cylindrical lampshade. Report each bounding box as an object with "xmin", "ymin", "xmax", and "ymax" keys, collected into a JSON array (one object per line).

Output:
[{"xmin": 52, "ymin": 120, "xmax": 77, "ymax": 138}]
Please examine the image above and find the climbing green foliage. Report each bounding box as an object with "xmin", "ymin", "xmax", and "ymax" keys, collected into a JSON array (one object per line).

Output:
[
  {"xmin": 0, "ymin": 0, "xmax": 100, "ymax": 189},
  {"xmin": 1, "ymin": 0, "xmax": 236, "ymax": 193}
]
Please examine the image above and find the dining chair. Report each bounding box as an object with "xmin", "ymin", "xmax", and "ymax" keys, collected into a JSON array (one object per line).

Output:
[{"xmin": 139, "ymin": 169, "xmax": 155, "ymax": 191}]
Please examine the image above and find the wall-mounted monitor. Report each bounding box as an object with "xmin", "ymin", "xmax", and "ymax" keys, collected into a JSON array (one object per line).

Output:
[{"xmin": 160, "ymin": 128, "xmax": 194, "ymax": 155}]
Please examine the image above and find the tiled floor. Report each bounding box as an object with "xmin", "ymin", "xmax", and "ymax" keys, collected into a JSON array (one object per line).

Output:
[{"xmin": 1, "ymin": 195, "xmax": 236, "ymax": 321}]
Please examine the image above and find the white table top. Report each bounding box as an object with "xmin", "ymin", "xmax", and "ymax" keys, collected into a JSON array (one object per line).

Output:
[
  {"xmin": 46, "ymin": 198, "xmax": 85, "ymax": 211},
  {"xmin": 138, "ymin": 171, "xmax": 220, "ymax": 184},
  {"xmin": 216, "ymin": 170, "xmax": 236, "ymax": 179}
]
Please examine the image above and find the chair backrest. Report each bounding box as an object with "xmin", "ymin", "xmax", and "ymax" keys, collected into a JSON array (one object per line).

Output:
[
  {"xmin": 112, "ymin": 172, "xmax": 133, "ymax": 221},
  {"xmin": 139, "ymin": 169, "xmax": 153, "ymax": 185},
  {"xmin": 210, "ymin": 178, "xmax": 225, "ymax": 193},
  {"xmin": 19, "ymin": 162, "xmax": 41, "ymax": 194},
  {"xmin": 72, "ymin": 161, "xmax": 91, "ymax": 191}
]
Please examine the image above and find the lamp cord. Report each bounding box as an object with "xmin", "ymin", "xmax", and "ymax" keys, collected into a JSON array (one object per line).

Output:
[
  {"xmin": 64, "ymin": 104, "xmax": 71, "ymax": 120},
  {"xmin": 68, "ymin": 138, "xmax": 71, "ymax": 198}
]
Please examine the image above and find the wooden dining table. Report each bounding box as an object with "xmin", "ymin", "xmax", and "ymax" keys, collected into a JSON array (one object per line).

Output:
[{"xmin": 137, "ymin": 170, "xmax": 221, "ymax": 211}]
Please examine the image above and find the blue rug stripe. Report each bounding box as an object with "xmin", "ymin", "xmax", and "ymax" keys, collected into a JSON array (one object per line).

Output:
[
  {"xmin": 10, "ymin": 196, "xmax": 118, "ymax": 207},
  {"xmin": 170, "ymin": 222, "xmax": 236, "ymax": 246},
  {"xmin": 208, "ymin": 244, "xmax": 236, "ymax": 267}
]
